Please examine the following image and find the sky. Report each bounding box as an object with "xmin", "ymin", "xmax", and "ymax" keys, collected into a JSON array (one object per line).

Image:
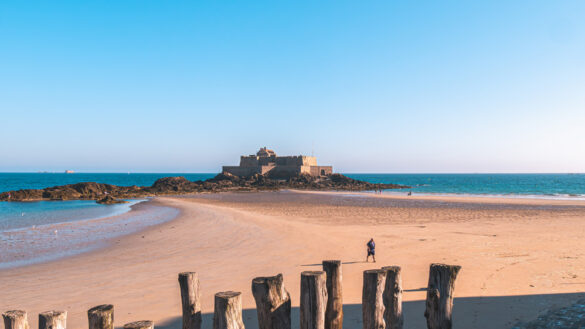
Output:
[{"xmin": 1, "ymin": 1, "xmax": 584, "ymax": 173}]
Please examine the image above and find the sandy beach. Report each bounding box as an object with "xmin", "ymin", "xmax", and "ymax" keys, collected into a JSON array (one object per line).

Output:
[{"xmin": 2, "ymin": 190, "xmax": 585, "ymax": 329}]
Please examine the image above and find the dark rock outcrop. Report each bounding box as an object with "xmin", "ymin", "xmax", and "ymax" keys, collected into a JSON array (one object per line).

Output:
[
  {"xmin": 0, "ymin": 173, "xmax": 408, "ymax": 202},
  {"xmin": 148, "ymin": 176, "xmax": 202, "ymax": 193},
  {"xmin": 96, "ymin": 195, "xmax": 128, "ymax": 204}
]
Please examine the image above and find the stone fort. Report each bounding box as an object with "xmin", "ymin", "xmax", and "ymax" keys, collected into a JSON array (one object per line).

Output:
[{"xmin": 222, "ymin": 147, "xmax": 333, "ymax": 178}]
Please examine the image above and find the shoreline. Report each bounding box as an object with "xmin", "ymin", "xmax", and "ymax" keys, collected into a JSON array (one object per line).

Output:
[
  {"xmin": 0, "ymin": 199, "xmax": 144, "ymax": 233},
  {"xmin": 0, "ymin": 198, "xmax": 180, "ymax": 269},
  {"xmin": 293, "ymin": 189, "xmax": 585, "ymax": 206},
  {"xmin": 4, "ymin": 190, "xmax": 585, "ymax": 269},
  {"xmin": 381, "ymin": 190, "xmax": 585, "ymax": 201}
]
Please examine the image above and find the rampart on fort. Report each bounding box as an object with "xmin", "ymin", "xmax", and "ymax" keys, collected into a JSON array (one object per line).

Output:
[{"xmin": 222, "ymin": 147, "xmax": 333, "ymax": 178}]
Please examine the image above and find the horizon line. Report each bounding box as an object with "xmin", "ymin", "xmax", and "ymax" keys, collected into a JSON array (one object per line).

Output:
[{"xmin": 0, "ymin": 171, "xmax": 583, "ymax": 175}]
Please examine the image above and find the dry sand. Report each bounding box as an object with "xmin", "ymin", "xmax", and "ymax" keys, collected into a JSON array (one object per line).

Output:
[{"xmin": 2, "ymin": 190, "xmax": 585, "ymax": 329}]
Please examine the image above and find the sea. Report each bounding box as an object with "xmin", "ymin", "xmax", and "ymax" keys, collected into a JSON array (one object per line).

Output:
[
  {"xmin": 346, "ymin": 173, "xmax": 585, "ymax": 199},
  {"xmin": 0, "ymin": 173, "xmax": 213, "ymax": 231},
  {"xmin": 1, "ymin": 172, "xmax": 584, "ymax": 268}
]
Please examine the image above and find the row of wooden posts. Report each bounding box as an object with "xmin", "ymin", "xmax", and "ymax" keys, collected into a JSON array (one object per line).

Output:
[{"xmin": 2, "ymin": 262, "xmax": 461, "ymax": 329}]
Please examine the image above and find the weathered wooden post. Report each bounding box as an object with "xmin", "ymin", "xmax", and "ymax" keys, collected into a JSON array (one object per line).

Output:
[
  {"xmin": 88, "ymin": 304, "xmax": 114, "ymax": 329},
  {"xmin": 382, "ymin": 266, "xmax": 403, "ymax": 329},
  {"xmin": 39, "ymin": 311, "xmax": 67, "ymax": 329},
  {"xmin": 251, "ymin": 274, "xmax": 291, "ymax": 329},
  {"xmin": 178, "ymin": 272, "xmax": 202, "ymax": 329},
  {"xmin": 3, "ymin": 310, "xmax": 29, "ymax": 329},
  {"xmin": 213, "ymin": 291, "xmax": 245, "ymax": 329},
  {"xmin": 322, "ymin": 260, "xmax": 343, "ymax": 329},
  {"xmin": 123, "ymin": 321, "xmax": 153, "ymax": 329},
  {"xmin": 362, "ymin": 269, "xmax": 386, "ymax": 329},
  {"xmin": 300, "ymin": 271, "xmax": 327, "ymax": 329},
  {"xmin": 424, "ymin": 263, "xmax": 461, "ymax": 329}
]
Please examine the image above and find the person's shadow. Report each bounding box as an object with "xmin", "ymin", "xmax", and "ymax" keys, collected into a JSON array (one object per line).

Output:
[{"xmin": 301, "ymin": 260, "xmax": 366, "ymax": 266}]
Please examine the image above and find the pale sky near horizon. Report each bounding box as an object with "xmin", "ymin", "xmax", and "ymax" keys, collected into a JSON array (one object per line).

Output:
[{"xmin": 1, "ymin": 1, "xmax": 584, "ymax": 173}]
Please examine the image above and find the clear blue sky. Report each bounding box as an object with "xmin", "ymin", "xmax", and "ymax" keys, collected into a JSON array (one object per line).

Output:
[{"xmin": 1, "ymin": 1, "xmax": 584, "ymax": 173}]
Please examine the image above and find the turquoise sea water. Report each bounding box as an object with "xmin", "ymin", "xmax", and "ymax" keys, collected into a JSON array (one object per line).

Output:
[
  {"xmin": 0, "ymin": 199, "xmax": 138, "ymax": 231},
  {"xmin": 0, "ymin": 173, "xmax": 215, "ymax": 193},
  {"xmin": 346, "ymin": 173, "xmax": 585, "ymax": 199},
  {"xmin": 0, "ymin": 173, "xmax": 213, "ymax": 232}
]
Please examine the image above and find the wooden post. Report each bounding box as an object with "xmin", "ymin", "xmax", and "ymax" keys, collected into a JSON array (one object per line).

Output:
[
  {"xmin": 424, "ymin": 263, "xmax": 461, "ymax": 329},
  {"xmin": 88, "ymin": 304, "xmax": 114, "ymax": 329},
  {"xmin": 382, "ymin": 266, "xmax": 403, "ymax": 329},
  {"xmin": 213, "ymin": 291, "xmax": 245, "ymax": 329},
  {"xmin": 322, "ymin": 260, "xmax": 343, "ymax": 329},
  {"xmin": 362, "ymin": 269, "xmax": 386, "ymax": 329},
  {"xmin": 300, "ymin": 271, "xmax": 327, "ymax": 329},
  {"xmin": 251, "ymin": 274, "xmax": 291, "ymax": 329},
  {"xmin": 39, "ymin": 311, "xmax": 67, "ymax": 329},
  {"xmin": 2, "ymin": 310, "xmax": 29, "ymax": 329},
  {"xmin": 178, "ymin": 272, "xmax": 202, "ymax": 329},
  {"xmin": 123, "ymin": 321, "xmax": 153, "ymax": 329}
]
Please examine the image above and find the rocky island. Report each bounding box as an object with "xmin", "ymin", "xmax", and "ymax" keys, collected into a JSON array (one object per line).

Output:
[
  {"xmin": 0, "ymin": 148, "xmax": 408, "ymax": 202},
  {"xmin": 0, "ymin": 173, "xmax": 407, "ymax": 202}
]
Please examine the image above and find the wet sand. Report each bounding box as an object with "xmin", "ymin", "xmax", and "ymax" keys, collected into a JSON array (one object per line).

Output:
[
  {"xmin": 2, "ymin": 191, "xmax": 585, "ymax": 329},
  {"xmin": 0, "ymin": 200, "xmax": 179, "ymax": 269}
]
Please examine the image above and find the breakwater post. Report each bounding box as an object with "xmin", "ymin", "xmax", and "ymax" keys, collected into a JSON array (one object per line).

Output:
[
  {"xmin": 213, "ymin": 291, "xmax": 245, "ymax": 329},
  {"xmin": 300, "ymin": 271, "xmax": 327, "ymax": 329},
  {"xmin": 424, "ymin": 263, "xmax": 461, "ymax": 329},
  {"xmin": 2, "ymin": 262, "xmax": 461, "ymax": 329},
  {"xmin": 39, "ymin": 310, "xmax": 67, "ymax": 329},
  {"xmin": 251, "ymin": 274, "xmax": 291, "ymax": 329},
  {"xmin": 123, "ymin": 321, "xmax": 153, "ymax": 329},
  {"xmin": 322, "ymin": 260, "xmax": 343, "ymax": 329},
  {"xmin": 2, "ymin": 310, "xmax": 28, "ymax": 329},
  {"xmin": 382, "ymin": 266, "xmax": 403, "ymax": 329},
  {"xmin": 362, "ymin": 269, "xmax": 386, "ymax": 329},
  {"xmin": 88, "ymin": 305, "xmax": 114, "ymax": 329},
  {"xmin": 178, "ymin": 272, "xmax": 202, "ymax": 329}
]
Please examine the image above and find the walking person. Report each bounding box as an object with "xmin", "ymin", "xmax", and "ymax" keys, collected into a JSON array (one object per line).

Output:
[{"xmin": 366, "ymin": 238, "xmax": 376, "ymax": 263}]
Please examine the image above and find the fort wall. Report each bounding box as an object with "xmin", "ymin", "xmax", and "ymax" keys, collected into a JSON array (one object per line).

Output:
[
  {"xmin": 222, "ymin": 148, "xmax": 332, "ymax": 178},
  {"xmin": 221, "ymin": 166, "xmax": 258, "ymax": 177}
]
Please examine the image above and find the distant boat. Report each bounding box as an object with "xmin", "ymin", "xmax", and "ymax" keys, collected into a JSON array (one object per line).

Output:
[{"xmin": 65, "ymin": 170, "xmax": 75, "ymax": 174}]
